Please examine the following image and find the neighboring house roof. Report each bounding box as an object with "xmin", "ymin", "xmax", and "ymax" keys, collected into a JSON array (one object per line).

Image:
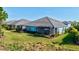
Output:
[
  {"xmin": 63, "ymin": 21, "xmax": 71, "ymax": 25},
  {"xmin": 6, "ymin": 20, "xmax": 17, "ymax": 25},
  {"xmin": 14, "ymin": 19, "xmax": 30, "ymax": 26},
  {"xmin": 27, "ymin": 17, "xmax": 66, "ymax": 28},
  {"xmin": 7, "ymin": 19, "xmax": 30, "ymax": 26}
]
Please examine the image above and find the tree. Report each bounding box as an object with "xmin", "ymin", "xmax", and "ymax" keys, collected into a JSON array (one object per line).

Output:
[
  {"xmin": 0, "ymin": 7, "xmax": 8, "ymax": 36},
  {"xmin": 71, "ymin": 21, "xmax": 79, "ymax": 31}
]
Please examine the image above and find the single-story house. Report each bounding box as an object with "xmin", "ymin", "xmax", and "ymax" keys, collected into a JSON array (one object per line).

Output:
[
  {"xmin": 7, "ymin": 19, "xmax": 30, "ymax": 30},
  {"xmin": 63, "ymin": 21, "xmax": 71, "ymax": 29},
  {"xmin": 6, "ymin": 20, "xmax": 17, "ymax": 30},
  {"xmin": 25, "ymin": 17, "xmax": 66, "ymax": 36}
]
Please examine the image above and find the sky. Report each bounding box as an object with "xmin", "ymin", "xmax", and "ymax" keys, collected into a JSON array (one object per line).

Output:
[{"xmin": 3, "ymin": 7, "xmax": 79, "ymax": 21}]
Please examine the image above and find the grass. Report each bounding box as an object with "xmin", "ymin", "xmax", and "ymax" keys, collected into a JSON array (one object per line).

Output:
[
  {"xmin": 0, "ymin": 29, "xmax": 68, "ymax": 51},
  {"xmin": 1, "ymin": 29, "xmax": 79, "ymax": 51},
  {"xmin": 52, "ymin": 33, "xmax": 79, "ymax": 51},
  {"xmin": 0, "ymin": 29, "xmax": 54, "ymax": 50},
  {"xmin": 4, "ymin": 30, "xmax": 51, "ymax": 44}
]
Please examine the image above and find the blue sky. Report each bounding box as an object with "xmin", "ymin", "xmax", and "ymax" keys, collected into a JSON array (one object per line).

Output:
[{"xmin": 4, "ymin": 7, "xmax": 79, "ymax": 21}]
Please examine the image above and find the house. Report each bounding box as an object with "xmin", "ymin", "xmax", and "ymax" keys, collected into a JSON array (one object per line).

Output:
[
  {"xmin": 7, "ymin": 19, "xmax": 30, "ymax": 30},
  {"xmin": 26, "ymin": 17, "xmax": 66, "ymax": 36},
  {"xmin": 63, "ymin": 21, "xmax": 71, "ymax": 29},
  {"xmin": 14, "ymin": 19, "xmax": 30, "ymax": 30},
  {"xmin": 6, "ymin": 20, "xmax": 17, "ymax": 30}
]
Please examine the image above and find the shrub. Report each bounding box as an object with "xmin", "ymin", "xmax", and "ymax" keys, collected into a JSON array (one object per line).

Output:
[
  {"xmin": 69, "ymin": 26, "xmax": 79, "ymax": 44},
  {"xmin": 74, "ymin": 32, "xmax": 79, "ymax": 44},
  {"xmin": 66, "ymin": 27, "xmax": 72, "ymax": 33}
]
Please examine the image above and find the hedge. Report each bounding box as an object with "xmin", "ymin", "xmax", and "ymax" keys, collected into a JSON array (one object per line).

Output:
[{"xmin": 69, "ymin": 26, "xmax": 79, "ymax": 44}]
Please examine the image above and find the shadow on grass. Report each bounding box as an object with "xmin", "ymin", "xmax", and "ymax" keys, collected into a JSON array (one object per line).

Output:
[
  {"xmin": 26, "ymin": 32, "xmax": 52, "ymax": 38},
  {"xmin": 60, "ymin": 33, "xmax": 74, "ymax": 45},
  {"xmin": 9, "ymin": 30, "xmax": 51, "ymax": 38},
  {"xmin": 10, "ymin": 30, "xmax": 25, "ymax": 33},
  {"xmin": 27, "ymin": 33, "xmax": 46, "ymax": 37}
]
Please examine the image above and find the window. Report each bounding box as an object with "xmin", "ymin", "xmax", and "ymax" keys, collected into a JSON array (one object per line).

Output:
[{"xmin": 55, "ymin": 28, "xmax": 57, "ymax": 33}]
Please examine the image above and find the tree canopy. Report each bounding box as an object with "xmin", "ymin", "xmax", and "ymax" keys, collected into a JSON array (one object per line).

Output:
[
  {"xmin": 0, "ymin": 7, "xmax": 8, "ymax": 21},
  {"xmin": 0, "ymin": 7, "xmax": 8, "ymax": 35}
]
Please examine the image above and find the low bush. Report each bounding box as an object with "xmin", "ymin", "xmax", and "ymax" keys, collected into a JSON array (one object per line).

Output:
[{"xmin": 69, "ymin": 26, "xmax": 79, "ymax": 44}]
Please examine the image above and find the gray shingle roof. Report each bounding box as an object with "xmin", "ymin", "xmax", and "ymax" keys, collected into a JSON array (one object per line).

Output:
[
  {"xmin": 27, "ymin": 17, "xmax": 66, "ymax": 28},
  {"xmin": 27, "ymin": 17, "xmax": 53, "ymax": 27},
  {"xmin": 48, "ymin": 17, "xmax": 66, "ymax": 28},
  {"xmin": 6, "ymin": 20, "xmax": 17, "ymax": 25},
  {"xmin": 15, "ymin": 19, "xmax": 30, "ymax": 26},
  {"xmin": 7, "ymin": 19, "xmax": 30, "ymax": 26}
]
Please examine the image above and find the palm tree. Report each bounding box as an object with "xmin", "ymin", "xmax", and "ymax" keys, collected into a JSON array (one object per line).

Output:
[{"xmin": 0, "ymin": 7, "xmax": 8, "ymax": 36}]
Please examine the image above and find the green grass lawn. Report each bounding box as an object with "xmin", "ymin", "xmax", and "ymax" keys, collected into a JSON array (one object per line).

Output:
[
  {"xmin": 0, "ymin": 29, "xmax": 79, "ymax": 51},
  {"xmin": 3, "ymin": 30, "xmax": 51, "ymax": 44},
  {"xmin": 52, "ymin": 33, "xmax": 79, "ymax": 51},
  {"xmin": 0, "ymin": 29, "xmax": 53, "ymax": 51}
]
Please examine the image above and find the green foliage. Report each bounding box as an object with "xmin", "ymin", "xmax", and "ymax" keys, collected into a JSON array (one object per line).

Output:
[
  {"xmin": 75, "ymin": 32, "xmax": 79, "ymax": 41},
  {"xmin": 65, "ymin": 27, "xmax": 71, "ymax": 33},
  {"xmin": 71, "ymin": 21, "xmax": 79, "ymax": 31},
  {"xmin": 68, "ymin": 26, "xmax": 79, "ymax": 44},
  {"xmin": 0, "ymin": 7, "xmax": 8, "ymax": 36},
  {"xmin": 0, "ymin": 29, "xmax": 79, "ymax": 51},
  {"xmin": 54, "ymin": 33, "xmax": 59, "ymax": 37},
  {"xmin": 70, "ymin": 26, "xmax": 78, "ymax": 34},
  {"xmin": 0, "ymin": 29, "xmax": 71, "ymax": 51},
  {"xmin": 0, "ymin": 7, "xmax": 8, "ymax": 20}
]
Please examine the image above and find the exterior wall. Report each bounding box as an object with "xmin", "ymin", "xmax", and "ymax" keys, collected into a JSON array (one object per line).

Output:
[
  {"xmin": 48, "ymin": 27, "xmax": 65, "ymax": 35},
  {"xmin": 58, "ymin": 27, "xmax": 65, "ymax": 34},
  {"xmin": 37, "ymin": 27, "xmax": 50, "ymax": 35},
  {"xmin": 66, "ymin": 24, "xmax": 71, "ymax": 29},
  {"xmin": 58, "ymin": 28, "xmax": 64, "ymax": 34},
  {"xmin": 8, "ymin": 25, "xmax": 15, "ymax": 30},
  {"xmin": 68, "ymin": 24, "xmax": 71, "ymax": 27},
  {"xmin": 48, "ymin": 27, "xmax": 62, "ymax": 35},
  {"xmin": 26, "ymin": 26, "xmax": 37, "ymax": 32},
  {"xmin": 22, "ymin": 26, "xmax": 26, "ymax": 29},
  {"xmin": 16, "ymin": 25, "xmax": 26, "ymax": 30},
  {"xmin": 26, "ymin": 26, "xmax": 50, "ymax": 35},
  {"xmin": 26, "ymin": 26, "xmax": 66, "ymax": 35},
  {"xmin": 49, "ymin": 27, "xmax": 55, "ymax": 35}
]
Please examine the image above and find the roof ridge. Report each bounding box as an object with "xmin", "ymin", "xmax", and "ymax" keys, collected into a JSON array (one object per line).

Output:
[
  {"xmin": 47, "ymin": 17, "xmax": 66, "ymax": 28},
  {"xmin": 46, "ymin": 17, "xmax": 54, "ymax": 27}
]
